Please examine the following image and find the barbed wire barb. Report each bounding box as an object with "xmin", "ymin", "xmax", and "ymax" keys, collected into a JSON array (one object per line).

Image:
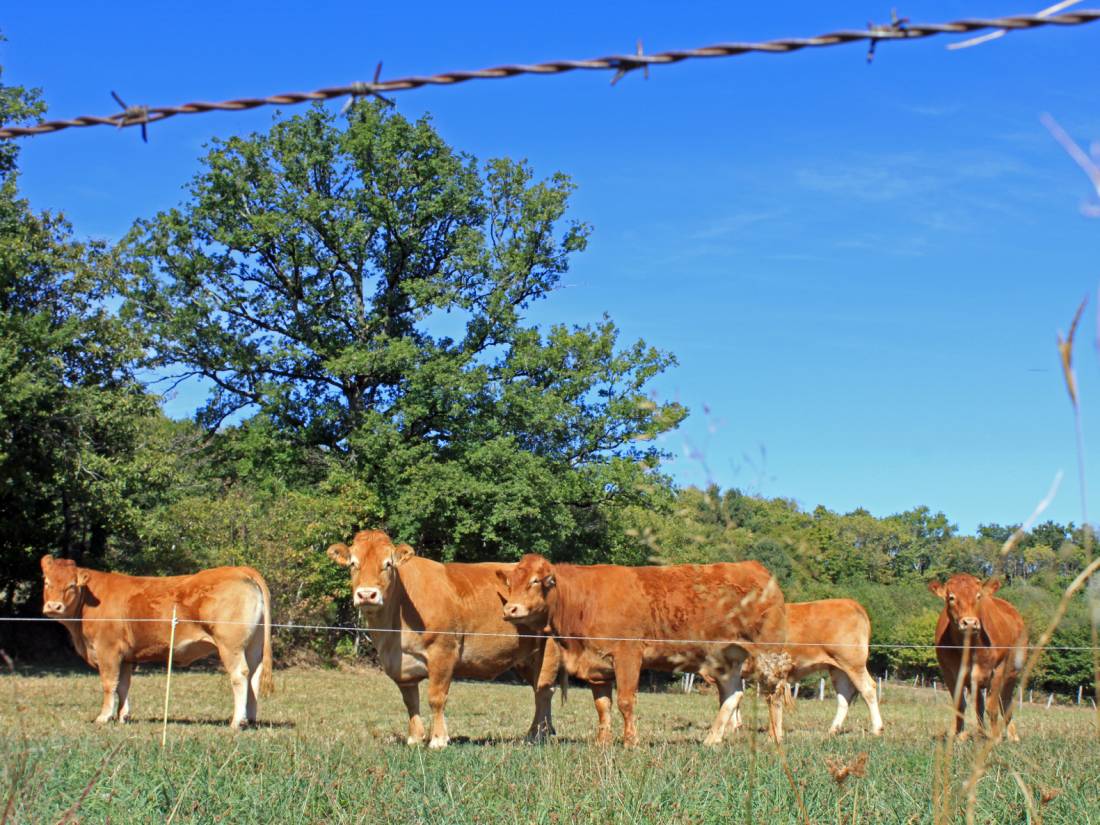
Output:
[
  {"xmin": 109, "ymin": 91, "xmax": 149, "ymax": 143},
  {"xmin": 1, "ymin": 8, "xmax": 1098, "ymax": 140},
  {"xmin": 340, "ymin": 61, "xmax": 394, "ymax": 114},
  {"xmin": 611, "ymin": 39, "xmax": 649, "ymax": 85},
  {"xmin": 867, "ymin": 8, "xmax": 911, "ymax": 63}
]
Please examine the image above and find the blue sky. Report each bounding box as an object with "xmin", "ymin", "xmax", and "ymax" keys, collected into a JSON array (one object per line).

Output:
[{"xmin": 3, "ymin": 2, "xmax": 1099, "ymax": 533}]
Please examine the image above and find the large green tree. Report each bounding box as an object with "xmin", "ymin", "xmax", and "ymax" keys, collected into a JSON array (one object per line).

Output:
[
  {"xmin": 121, "ymin": 102, "xmax": 685, "ymax": 561},
  {"xmin": 0, "ymin": 62, "xmax": 166, "ymax": 612}
]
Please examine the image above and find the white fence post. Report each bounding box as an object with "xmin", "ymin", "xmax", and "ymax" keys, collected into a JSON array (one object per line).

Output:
[
  {"xmin": 793, "ymin": 682, "xmax": 800, "ymax": 699},
  {"xmin": 161, "ymin": 605, "xmax": 178, "ymax": 749},
  {"xmin": 819, "ymin": 677, "xmax": 825, "ymax": 701},
  {"xmin": 1046, "ymin": 693, "xmax": 1054, "ymax": 710},
  {"xmin": 877, "ymin": 677, "xmax": 883, "ymax": 702},
  {"xmin": 1078, "ymin": 685, "xmax": 1083, "ymax": 705}
]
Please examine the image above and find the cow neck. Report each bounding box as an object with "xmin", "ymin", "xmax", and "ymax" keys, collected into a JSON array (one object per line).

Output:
[
  {"xmin": 546, "ymin": 565, "xmax": 587, "ymax": 647},
  {"xmin": 59, "ymin": 567, "xmax": 99, "ymax": 665}
]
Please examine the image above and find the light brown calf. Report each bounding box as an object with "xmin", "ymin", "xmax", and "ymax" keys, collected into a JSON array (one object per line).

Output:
[
  {"xmin": 710, "ymin": 598, "xmax": 884, "ymax": 736},
  {"xmin": 499, "ymin": 554, "xmax": 790, "ymax": 746},
  {"xmin": 929, "ymin": 574, "xmax": 1027, "ymax": 741},
  {"xmin": 328, "ymin": 530, "xmax": 562, "ymax": 749},
  {"xmin": 40, "ymin": 555, "xmax": 274, "ymax": 729}
]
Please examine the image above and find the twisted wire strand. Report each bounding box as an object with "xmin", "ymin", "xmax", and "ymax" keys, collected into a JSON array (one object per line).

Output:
[{"xmin": 1, "ymin": 10, "xmax": 1098, "ymax": 139}]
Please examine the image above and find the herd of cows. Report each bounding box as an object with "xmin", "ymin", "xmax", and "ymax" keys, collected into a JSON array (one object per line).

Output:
[{"xmin": 39, "ymin": 529, "xmax": 1029, "ymax": 747}]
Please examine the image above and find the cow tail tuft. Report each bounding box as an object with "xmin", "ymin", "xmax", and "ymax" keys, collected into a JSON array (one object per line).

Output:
[
  {"xmin": 558, "ymin": 659, "xmax": 568, "ymax": 705},
  {"xmin": 256, "ymin": 572, "xmax": 275, "ymax": 697}
]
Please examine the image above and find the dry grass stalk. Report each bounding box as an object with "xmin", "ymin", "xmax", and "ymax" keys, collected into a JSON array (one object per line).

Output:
[
  {"xmin": 825, "ymin": 752, "xmax": 868, "ymax": 785},
  {"xmin": 1057, "ymin": 297, "xmax": 1087, "ymax": 409}
]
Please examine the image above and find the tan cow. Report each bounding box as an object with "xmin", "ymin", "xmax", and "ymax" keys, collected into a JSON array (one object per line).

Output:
[
  {"xmin": 499, "ymin": 554, "xmax": 790, "ymax": 746},
  {"xmin": 40, "ymin": 555, "xmax": 274, "ymax": 729},
  {"xmin": 711, "ymin": 598, "xmax": 884, "ymax": 737},
  {"xmin": 928, "ymin": 574, "xmax": 1027, "ymax": 741},
  {"xmin": 327, "ymin": 530, "xmax": 562, "ymax": 749}
]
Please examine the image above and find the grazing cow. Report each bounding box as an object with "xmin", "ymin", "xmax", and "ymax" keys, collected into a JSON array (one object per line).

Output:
[
  {"xmin": 928, "ymin": 574, "xmax": 1027, "ymax": 741},
  {"xmin": 709, "ymin": 598, "xmax": 884, "ymax": 737},
  {"xmin": 499, "ymin": 554, "xmax": 790, "ymax": 746},
  {"xmin": 40, "ymin": 555, "xmax": 274, "ymax": 730},
  {"xmin": 327, "ymin": 530, "xmax": 562, "ymax": 749}
]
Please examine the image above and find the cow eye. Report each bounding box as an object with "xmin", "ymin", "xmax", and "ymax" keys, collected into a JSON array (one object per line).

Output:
[
  {"xmin": 530, "ymin": 578, "xmax": 540, "ymax": 587},
  {"xmin": 383, "ymin": 558, "xmax": 394, "ymax": 570},
  {"xmin": 947, "ymin": 594, "xmax": 955, "ymax": 602},
  {"xmin": 349, "ymin": 559, "xmax": 359, "ymax": 569}
]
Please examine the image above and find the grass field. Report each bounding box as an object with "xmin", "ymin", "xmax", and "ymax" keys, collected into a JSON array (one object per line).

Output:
[{"xmin": 1, "ymin": 664, "xmax": 1097, "ymax": 824}]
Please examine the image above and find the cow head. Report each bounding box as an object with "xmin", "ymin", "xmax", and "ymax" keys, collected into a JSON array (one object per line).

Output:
[
  {"xmin": 499, "ymin": 554, "xmax": 556, "ymax": 627},
  {"xmin": 40, "ymin": 555, "xmax": 89, "ymax": 618},
  {"xmin": 928, "ymin": 574, "xmax": 1000, "ymax": 634},
  {"xmin": 327, "ymin": 530, "xmax": 414, "ymax": 612}
]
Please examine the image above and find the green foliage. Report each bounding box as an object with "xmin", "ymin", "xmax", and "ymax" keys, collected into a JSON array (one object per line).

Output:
[{"xmin": 118, "ymin": 101, "xmax": 684, "ymax": 564}]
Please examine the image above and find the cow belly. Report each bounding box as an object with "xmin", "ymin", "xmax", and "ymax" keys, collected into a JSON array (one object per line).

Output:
[{"xmin": 170, "ymin": 638, "xmax": 218, "ymax": 667}]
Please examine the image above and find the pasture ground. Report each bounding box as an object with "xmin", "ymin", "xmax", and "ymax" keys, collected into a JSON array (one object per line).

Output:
[{"xmin": 1, "ymin": 665, "xmax": 1097, "ymax": 824}]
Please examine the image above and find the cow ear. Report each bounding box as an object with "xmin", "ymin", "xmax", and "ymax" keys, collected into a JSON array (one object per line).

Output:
[
  {"xmin": 981, "ymin": 577, "xmax": 1002, "ymax": 596},
  {"xmin": 927, "ymin": 580, "xmax": 946, "ymax": 599},
  {"xmin": 327, "ymin": 543, "xmax": 351, "ymax": 567},
  {"xmin": 395, "ymin": 544, "xmax": 416, "ymax": 565},
  {"xmin": 40, "ymin": 555, "xmax": 55, "ymax": 573},
  {"xmin": 76, "ymin": 571, "xmax": 90, "ymax": 587},
  {"xmin": 494, "ymin": 569, "xmax": 511, "ymax": 602}
]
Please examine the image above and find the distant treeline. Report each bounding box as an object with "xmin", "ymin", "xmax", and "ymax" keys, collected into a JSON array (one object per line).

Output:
[{"xmin": 0, "ymin": 73, "xmax": 1094, "ymax": 691}]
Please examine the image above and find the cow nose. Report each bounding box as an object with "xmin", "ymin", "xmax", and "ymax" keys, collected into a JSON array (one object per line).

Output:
[
  {"xmin": 959, "ymin": 617, "xmax": 981, "ymax": 632},
  {"xmin": 43, "ymin": 601, "xmax": 64, "ymax": 614},
  {"xmin": 354, "ymin": 587, "xmax": 382, "ymax": 607},
  {"xmin": 503, "ymin": 603, "xmax": 525, "ymax": 619}
]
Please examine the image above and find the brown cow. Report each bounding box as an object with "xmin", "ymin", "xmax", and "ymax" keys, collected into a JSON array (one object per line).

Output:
[
  {"xmin": 327, "ymin": 530, "xmax": 562, "ymax": 749},
  {"xmin": 40, "ymin": 555, "xmax": 274, "ymax": 729},
  {"xmin": 711, "ymin": 598, "xmax": 884, "ymax": 737},
  {"xmin": 928, "ymin": 574, "xmax": 1027, "ymax": 741},
  {"xmin": 499, "ymin": 554, "xmax": 790, "ymax": 746}
]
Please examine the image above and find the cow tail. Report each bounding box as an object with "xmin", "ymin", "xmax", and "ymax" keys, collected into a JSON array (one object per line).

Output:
[
  {"xmin": 558, "ymin": 658, "xmax": 568, "ymax": 705},
  {"xmin": 255, "ymin": 572, "xmax": 276, "ymax": 698}
]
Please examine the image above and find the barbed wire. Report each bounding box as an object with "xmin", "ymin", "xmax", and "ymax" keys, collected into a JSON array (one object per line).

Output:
[
  {"xmin": 1, "ymin": 9, "xmax": 1098, "ymax": 141},
  {"xmin": 1, "ymin": 615, "xmax": 1095, "ymax": 652}
]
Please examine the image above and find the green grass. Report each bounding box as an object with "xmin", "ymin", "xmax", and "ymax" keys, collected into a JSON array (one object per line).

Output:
[{"xmin": 1, "ymin": 665, "xmax": 1097, "ymax": 824}]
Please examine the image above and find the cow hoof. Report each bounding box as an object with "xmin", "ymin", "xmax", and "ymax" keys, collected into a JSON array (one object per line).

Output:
[
  {"xmin": 956, "ymin": 731, "xmax": 970, "ymax": 743},
  {"xmin": 702, "ymin": 733, "xmax": 723, "ymax": 746},
  {"xmin": 406, "ymin": 736, "xmax": 424, "ymax": 746},
  {"xmin": 94, "ymin": 716, "xmax": 112, "ymax": 725},
  {"xmin": 596, "ymin": 733, "xmax": 613, "ymax": 746},
  {"xmin": 428, "ymin": 737, "xmax": 449, "ymax": 750},
  {"xmin": 828, "ymin": 727, "xmax": 841, "ymax": 736}
]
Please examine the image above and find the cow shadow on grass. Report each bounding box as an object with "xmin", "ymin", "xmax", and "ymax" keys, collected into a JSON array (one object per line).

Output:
[{"xmin": 128, "ymin": 717, "xmax": 296, "ymax": 729}]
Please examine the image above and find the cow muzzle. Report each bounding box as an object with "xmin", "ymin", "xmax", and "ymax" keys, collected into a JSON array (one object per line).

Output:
[
  {"xmin": 502, "ymin": 603, "xmax": 530, "ymax": 622},
  {"xmin": 354, "ymin": 587, "xmax": 384, "ymax": 608},
  {"xmin": 43, "ymin": 601, "xmax": 65, "ymax": 616},
  {"xmin": 957, "ymin": 617, "xmax": 981, "ymax": 633}
]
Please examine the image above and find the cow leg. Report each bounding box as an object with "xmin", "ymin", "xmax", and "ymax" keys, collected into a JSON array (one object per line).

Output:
[
  {"xmin": 426, "ymin": 655, "xmax": 455, "ymax": 749},
  {"xmin": 941, "ymin": 660, "xmax": 967, "ymax": 738},
  {"xmin": 613, "ymin": 653, "xmax": 642, "ymax": 747},
  {"xmin": 998, "ymin": 668, "xmax": 1021, "ymax": 743},
  {"xmin": 852, "ymin": 665, "xmax": 884, "ymax": 735},
  {"xmin": 116, "ymin": 662, "xmax": 134, "ymax": 723},
  {"xmin": 828, "ymin": 668, "xmax": 855, "ymax": 735},
  {"xmin": 399, "ymin": 683, "xmax": 426, "ymax": 745},
  {"xmin": 590, "ymin": 682, "xmax": 614, "ymax": 745},
  {"xmin": 218, "ymin": 646, "xmax": 251, "ymax": 731},
  {"xmin": 767, "ymin": 685, "xmax": 785, "ymax": 744},
  {"xmin": 972, "ymin": 676, "xmax": 987, "ymax": 738},
  {"xmin": 704, "ymin": 669, "xmax": 744, "ymax": 745},
  {"xmin": 245, "ymin": 629, "xmax": 265, "ymax": 724},
  {"xmin": 95, "ymin": 656, "xmax": 124, "ymax": 724}
]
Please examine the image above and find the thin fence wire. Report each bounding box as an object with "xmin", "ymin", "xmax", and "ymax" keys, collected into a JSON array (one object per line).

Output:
[
  {"xmin": 2, "ymin": 615, "xmax": 1096, "ymax": 652},
  {"xmin": 1, "ymin": 9, "xmax": 1098, "ymax": 140}
]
